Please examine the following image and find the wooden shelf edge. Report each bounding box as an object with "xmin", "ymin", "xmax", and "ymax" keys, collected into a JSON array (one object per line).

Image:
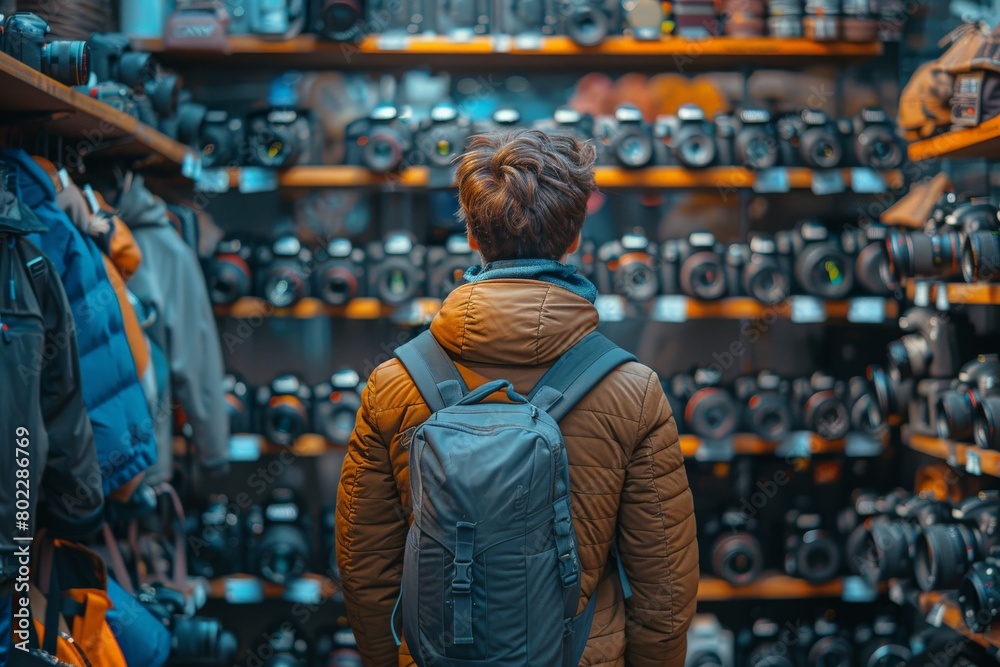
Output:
[
  {"xmin": 903, "ymin": 429, "xmax": 1000, "ymax": 479},
  {"xmin": 698, "ymin": 573, "xmax": 844, "ymax": 600},
  {"xmin": 208, "ymin": 573, "xmax": 338, "ymax": 600},
  {"xmin": 891, "ymin": 587, "xmax": 1000, "ymax": 651},
  {"xmin": 908, "ymin": 115, "xmax": 1000, "ymax": 162},
  {"xmin": 904, "ymin": 281, "xmax": 1000, "ymax": 305}
]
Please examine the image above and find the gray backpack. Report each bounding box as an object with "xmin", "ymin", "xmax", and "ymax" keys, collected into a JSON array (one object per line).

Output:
[{"xmin": 393, "ymin": 330, "xmax": 635, "ymax": 667}]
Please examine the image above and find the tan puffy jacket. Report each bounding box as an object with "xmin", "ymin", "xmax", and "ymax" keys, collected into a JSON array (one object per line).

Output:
[{"xmin": 336, "ymin": 279, "xmax": 698, "ymax": 666}]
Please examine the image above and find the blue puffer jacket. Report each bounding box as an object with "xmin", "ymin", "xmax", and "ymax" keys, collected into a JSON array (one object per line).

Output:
[{"xmin": 1, "ymin": 149, "xmax": 157, "ymax": 493}]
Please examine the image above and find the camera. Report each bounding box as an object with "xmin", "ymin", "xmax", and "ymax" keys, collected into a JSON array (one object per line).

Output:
[
  {"xmin": 256, "ymin": 623, "xmax": 309, "ymax": 667},
  {"xmin": 533, "ymin": 107, "xmax": 594, "ymax": 143},
  {"xmin": 207, "ymin": 238, "xmax": 254, "ymax": 306},
  {"xmin": 962, "ymin": 229, "xmax": 1000, "ymax": 284},
  {"xmin": 884, "ymin": 227, "xmax": 962, "ymax": 282},
  {"xmin": 367, "ymin": 233, "xmax": 427, "ymax": 305},
  {"xmin": 727, "ymin": 107, "xmax": 780, "ymax": 170},
  {"xmin": 228, "ymin": 0, "xmax": 307, "ymax": 39},
  {"xmin": 223, "ymin": 372, "xmax": 254, "ymax": 435},
  {"xmin": 657, "ymin": 104, "xmax": 721, "ymax": 169},
  {"xmin": 777, "ymin": 220, "xmax": 854, "ymax": 299},
  {"xmin": 855, "ymin": 614, "xmax": 912, "ymax": 667},
  {"xmin": 74, "ymin": 81, "xmax": 142, "ymax": 118},
  {"xmin": 257, "ymin": 235, "xmax": 312, "ymax": 308},
  {"xmin": 596, "ymin": 232, "xmax": 659, "ymax": 302},
  {"xmin": 89, "ymin": 32, "xmax": 180, "ymax": 117},
  {"xmin": 1, "ymin": 13, "xmax": 90, "ymax": 86},
  {"xmin": 959, "ymin": 555, "xmax": 1000, "ymax": 633},
  {"xmin": 414, "ymin": 102, "xmax": 471, "ymax": 172},
  {"xmin": 197, "ymin": 110, "xmax": 243, "ymax": 168},
  {"xmin": 783, "ymin": 510, "xmax": 841, "ymax": 583},
  {"xmin": 312, "ymin": 369, "xmax": 362, "ymax": 446},
  {"xmin": 667, "ymin": 368, "xmax": 739, "ymax": 440},
  {"xmin": 703, "ymin": 507, "xmax": 764, "ymax": 586},
  {"xmin": 496, "ymin": 0, "xmax": 547, "ymax": 36},
  {"xmin": 867, "ymin": 493, "xmax": 950, "ymax": 582},
  {"xmin": 257, "ymin": 374, "xmax": 312, "ymax": 446},
  {"xmin": 434, "ymin": 0, "xmax": 490, "ymax": 37},
  {"xmin": 345, "ymin": 104, "xmax": 415, "ymax": 173},
  {"xmin": 842, "ymin": 224, "xmax": 896, "ymax": 296},
  {"xmin": 598, "ymin": 106, "xmax": 658, "ymax": 169},
  {"xmin": 804, "ymin": 617, "xmax": 854, "ymax": 667},
  {"xmin": 246, "ymin": 107, "xmax": 318, "ymax": 167},
  {"xmin": 734, "ymin": 371, "xmax": 792, "ymax": 442},
  {"xmin": 427, "ymin": 235, "xmax": 479, "ymax": 301},
  {"xmin": 849, "ymin": 108, "xmax": 904, "ymax": 169},
  {"xmin": 315, "ymin": 626, "xmax": 363, "ymax": 667},
  {"xmin": 137, "ymin": 584, "xmax": 237, "ymax": 666},
  {"xmin": 187, "ymin": 494, "xmax": 243, "ymax": 578},
  {"xmin": 746, "ymin": 619, "xmax": 794, "ymax": 667},
  {"xmin": 311, "ymin": 0, "xmax": 367, "ymax": 42},
  {"xmin": 551, "ymin": 0, "xmax": 620, "ymax": 46},
  {"xmin": 915, "ymin": 493, "xmax": 1000, "ymax": 592},
  {"xmin": 660, "ymin": 233, "xmax": 727, "ymax": 301},
  {"xmin": 791, "ymin": 372, "xmax": 850, "ymax": 440},
  {"xmin": 847, "ymin": 376, "xmax": 885, "ymax": 437},
  {"xmin": 368, "ymin": 0, "xmax": 428, "ymax": 34},
  {"xmin": 976, "ymin": 387, "xmax": 1000, "ymax": 450},
  {"xmin": 727, "ymin": 235, "xmax": 791, "ymax": 304},
  {"xmin": 312, "ymin": 239, "xmax": 366, "ymax": 306},
  {"xmin": 887, "ymin": 309, "xmax": 961, "ymax": 382},
  {"xmin": 247, "ymin": 488, "xmax": 311, "ymax": 585},
  {"xmin": 685, "ymin": 615, "xmax": 734, "ymax": 667},
  {"xmin": 935, "ymin": 355, "xmax": 1000, "ymax": 442},
  {"xmin": 776, "ymin": 109, "xmax": 843, "ymax": 169}
]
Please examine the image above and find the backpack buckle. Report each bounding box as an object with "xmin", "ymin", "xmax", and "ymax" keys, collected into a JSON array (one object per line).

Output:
[
  {"xmin": 558, "ymin": 552, "xmax": 579, "ymax": 587},
  {"xmin": 452, "ymin": 560, "xmax": 473, "ymax": 593}
]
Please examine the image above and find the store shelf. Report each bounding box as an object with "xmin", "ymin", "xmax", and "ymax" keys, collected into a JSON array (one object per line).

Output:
[
  {"xmin": 0, "ymin": 52, "xmax": 199, "ymax": 175},
  {"xmin": 908, "ymin": 115, "xmax": 1000, "ymax": 162},
  {"xmin": 698, "ymin": 573, "xmax": 849, "ymax": 600},
  {"xmin": 903, "ymin": 428, "xmax": 1000, "ymax": 479},
  {"xmin": 679, "ymin": 433, "xmax": 857, "ymax": 458},
  {"xmin": 905, "ymin": 281, "xmax": 1000, "ymax": 306},
  {"xmin": 133, "ymin": 35, "xmax": 882, "ymax": 70},
  {"xmin": 208, "ymin": 573, "xmax": 338, "ymax": 602},
  {"xmin": 214, "ymin": 296, "xmax": 442, "ymax": 324},
  {"xmin": 891, "ymin": 583, "xmax": 1000, "ymax": 650},
  {"xmin": 213, "ymin": 165, "xmax": 903, "ymax": 192}
]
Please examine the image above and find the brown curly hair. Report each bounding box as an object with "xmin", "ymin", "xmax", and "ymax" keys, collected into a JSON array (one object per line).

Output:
[{"xmin": 455, "ymin": 129, "xmax": 597, "ymax": 262}]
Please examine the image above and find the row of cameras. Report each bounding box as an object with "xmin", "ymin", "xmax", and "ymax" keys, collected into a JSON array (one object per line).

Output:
[{"xmin": 167, "ymin": 0, "xmax": 896, "ymax": 44}]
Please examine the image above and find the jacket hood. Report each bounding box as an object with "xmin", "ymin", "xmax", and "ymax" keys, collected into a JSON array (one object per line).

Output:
[
  {"xmin": 0, "ymin": 189, "xmax": 47, "ymax": 235},
  {"xmin": 1, "ymin": 149, "xmax": 54, "ymax": 234},
  {"xmin": 430, "ymin": 279, "xmax": 599, "ymax": 366},
  {"xmin": 115, "ymin": 173, "xmax": 170, "ymax": 229}
]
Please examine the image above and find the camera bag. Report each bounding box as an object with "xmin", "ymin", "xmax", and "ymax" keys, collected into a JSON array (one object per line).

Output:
[
  {"xmin": 164, "ymin": 1, "xmax": 232, "ymax": 53},
  {"xmin": 392, "ymin": 330, "xmax": 634, "ymax": 666}
]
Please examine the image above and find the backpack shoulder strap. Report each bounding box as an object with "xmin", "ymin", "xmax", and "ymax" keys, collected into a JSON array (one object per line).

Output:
[
  {"xmin": 14, "ymin": 238, "xmax": 50, "ymax": 303},
  {"xmin": 394, "ymin": 330, "xmax": 469, "ymax": 413},
  {"xmin": 528, "ymin": 331, "xmax": 637, "ymax": 423}
]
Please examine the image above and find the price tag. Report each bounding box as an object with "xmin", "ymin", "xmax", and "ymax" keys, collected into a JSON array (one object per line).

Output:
[
  {"xmin": 225, "ymin": 577, "xmax": 264, "ymax": 604},
  {"xmin": 913, "ymin": 281, "xmax": 932, "ymax": 308},
  {"xmin": 513, "ymin": 33, "xmax": 543, "ymax": 50},
  {"xmin": 790, "ymin": 296, "xmax": 826, "ymax": 323},
  {"xmin": 888, "ymin": 580, "xmax": 905, "ymax": 605},
  {"xmin": 595, "ymin": 295, "xmax": 626, "ymax": 322},
  {"xmin": 229, "ymin": 434, "xmax": 262, "ymax": 461},
  {"xmin": 651, "ymin": 296, "xmax": 689, "ymax": 322},
  {"xmin": 966, "ymin": 449, "xmax": 982, "ymax": 476},
  {"xmin": 284, "ymin": 577, "xmax": 323, "ymax": 604},
  {"xmin": 926, "ymin": 602, "xmax": 946, "ymax": 628},
  {"xmin": 491, "ymin": 34, "xmax": 513, "ymax": 52},
  {"xmin": 847, "ymin": 297, "xmax": 887, "ymax": 323},
  {"xmin": 777, "ymin": 431, "xmax": 813, "ymax": 459},
  {"xmin": 181, "ymin": 152, "xmax": 202, "ymax": 180},
  {"xmin": 935, "ymin": 283, "xmax": 951, "ymax": 312},
  {"xmin": 239, "ymin": 168, "xmax": 279, "ymax": 194},
  {"xmin": 850, "ymin": 168, "xmax": 887, "ymax": 194},
  {"xmin": 846, "ymin": 432, "xmax": 884, "ymax": 457},
  {"xmin": 448, "ymin": 28, "xmax": 475, "ymax": 42},
  {"xmin": 753, "ymin": 167, "xmax": 791, "ymax": 193},
  {"xmin": 841, "ymin": 575, "xmax": 878, "ymax": 602},
  {"xmin": 945, "ymin": 441, "xmax": 961, "ymax": 469},
  {"xmin": 195, "ymin": 168, "xmax": 231, "ymax": 193},
  {"xmin": 376, "ymin": 34, "xmax": 410, "ymax": 50},
  {"xmin": 811, "ymin": 169, "xmax": 846, "ymax": 195},
  {"xmin": 695, "ymin": 437, "xmax": 735, "ymax": 462}
]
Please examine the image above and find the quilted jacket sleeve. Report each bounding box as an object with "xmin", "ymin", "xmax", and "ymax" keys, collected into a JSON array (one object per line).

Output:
[
  {"xmin": 618, "ymin": 372, "xmax": 698, "ymax": 667},
  {"xmin": 336, "ymin": 373, "xmax": 407, "ymax": 665}
]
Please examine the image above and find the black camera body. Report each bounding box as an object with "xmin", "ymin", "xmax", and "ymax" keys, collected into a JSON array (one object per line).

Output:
[
  {"xmin": 849, "ymin": 107, "xmax": 904, "ymax": 169},
  {"xmin": 3, "ymin": 13, "xmax": 90, "ymax": 86},
  {"xmin": 496, "ymin": 0, "xmax": 550, "ymax": 36},
  {"xmin": 960, "ymin": 554, "xmax": 1000, "ymax": 633},
  {"xmin": 734, "ymin": 371, "xmax": 793, "ymax": 442},
  {"xmin": 228, "ymin": 0, "xmax": 308, "ymax": 38},
  {"xmin": 776, "ymin": 220, "xmax": 854, "ymax": 299},
  {"xmin": 660, "ymin": 233, "xmax": 728, "ymax": 301},
  {"xmin": 916, "ymin": 493, "xmax": 1000, "ymax": 592},
  {"xmin": 867, "ymin": 493, "xmax": 951, "ymax": 582},
  {"xmin": 311, "ymin": 0, "xmax": 368, "ymax": 42},
  {"xmin": 312, "ymin": 239, "xmax": 366, "ymax": 306},
  {"xmin": 935, "ymin": 354, "xmax": 1000, "ymax": 442},
  {"xmin": 596, "ymin": 233, "xmax": 659, "ymax": 302},
  {"xmin": 198, "ymin": 110, "xmax": 243, "ymax": 168},
  {"xmin": 414, "ymin": 102, "xmax": 472, "ymax": 172},
  {"xmin": 776, "ymin": 108, "xmax": 844, "ymax": 169},
  {"xmin": 427, "ymin": 235, "xmax": 479, "ymax": 301},
  {"xmin": 666, "ymin": 368, "xmax": 738, "ymax": 440},
  {"xmin": 726, "ymin": 234, "xmax": 791, "ymax": 304},
  {"xmin": 433, "ymin": 0, "xmax": 490, "ymax": 36},
  {"xmin": 548, "ymin": 0, "xmax": 621, "ymax": 46},
  {"xmin": 345, "ymin": 105, "xmax": 415, "ymax": 173},
  {"xmin": 802, "ymin": 617, "xmax": 854, "ymax": 667},
  {"xmin": 724, "ymin": 107, "xmax": 780, "ymax": 170},
  {"xmin": 597, "ymin": 106, "xmax": 660, "ymax": 169},
  {"xmin": 888, "ymin": 308, "xmax": 961, "ymax": 383},
  {"xmin": 367, "ymin": 0, "xmax": 427, "ymax": 34},
  {"xmin": 207, "ymin": 238, "xmax": 254, "ymax": 306},
  {"xmin": 246, "ymin": 107, "xmax": 319, "ymax": 168},
  {"xmin": 791, "ymin": 372, "xmax": 850, "ymax": 440},
  {"xmin": 783, "ymin": 509, "xmax": 842, "ymax": 583},
  {"xmin": 256, "ymin": 235, "xmax": 312, "ymax": 308},
  {"xmin": 247, "ymin": 488, "xmax": 312, "ymax": 585},
  {"xmin": 367, "ymin": 233, "xmax": 427, "ymax": 305},
  {"xmin": 842, "ymin": 223, "xmax": 896, "ymax": 296},
  {"xmin": 533, "ymin": 107, "xmax": 594, "ymax": 143},
  {"xmin": 656, "ymin": 104, "xmax": 722, "ymax": 169},
  {"xmin": 257, "ymin": 374, "xmax": 312, "ymax": 447},
  {"xmin": 312, "ymin": 369, "xmax": 363, "ymax": 446},
  {"xmin": 701, "ymin": 507, "xmax": 765, "ymax": 586},
  {"xmin": 188, "ymin": 494, "xmax": 243, "ymax": 578},
  {"xmin": 224, "ymin": 372, "xmax": 254, "ymax": 435},
  {"xmin": 847, "ymin": 375, "xmax": 885, "ymax": 437}
]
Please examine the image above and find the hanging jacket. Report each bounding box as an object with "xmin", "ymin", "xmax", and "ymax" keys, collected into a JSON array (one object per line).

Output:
[
  {"xmin": 0, "ymin": 149, "xmax": 157, "ymax": 495},
  {"xmin": 112, "ymin": 174, "xmax": 229, "ymax": 483},
  {"xmin": 0, "ymin": 187, "xmax": 104, "ymax": 561}
]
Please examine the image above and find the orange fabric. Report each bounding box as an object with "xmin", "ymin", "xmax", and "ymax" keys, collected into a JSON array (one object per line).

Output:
[
  {"xmin": 101, "ymin": 254, "xmax": 149, "ymax": 378},
  {"xmin": 93, "ymin": 191, "xmax": 143, "ymax": 281}
]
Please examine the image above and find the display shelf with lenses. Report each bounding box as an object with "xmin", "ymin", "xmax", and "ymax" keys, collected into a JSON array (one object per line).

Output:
[
  {"xmin": 907, "ymin": 115, "xmax": 1000, "ymax": 162},
  {"xmin": 678, "ymin": 431, "xmax": 888, "ymax": 459},
  {"xmin": 889, "ymin": 583, "xmax": 1000, "ymax": 651},
  {"xmin": 132, "ymin": 35, "xmax": 883, "ymax": 70},
  {"xmin": 905, "ymin": 281, "xmax": 1000, "ymax": 306},
  {"xmin": 698, "ymin": 573, "xmax": 855, "ymax": 600},
  {"xmin": 208, "ymin": 573, "xmax": 338, "ymax": 603},
  {"xmin": 602, "ymin": 295, "xmax": 899, "ymax": 324},
  {"xmin": 903, "ymin": 429, "xmax": 1000, "ymax": 480},
  {"xmin": 210, "ymin": 165, "xmax": 904, "ymax": 192},
  {"xmin": 0, "ymin": 52, "xmax": 200, "ymax": 176},
  {"xmin": 213, "ymin": 296, "xmax": 442, "ymax": 326}
]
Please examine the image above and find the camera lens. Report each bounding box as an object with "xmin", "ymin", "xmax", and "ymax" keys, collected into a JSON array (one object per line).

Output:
[
  {"xmin": 117, "ymin": 51, "xmax": 156, "ymax": 89},
  {"xmin": 936, "ymin": 389, "xmax": 977, "ymax": 441},
  {"xmin": 615, "ymin": 256, "xmax": 657, "ymax": 302},
  {"xmin": 975, "ymin": 396, "xmax": 1000, "ymax": 449},
  {"xmin": 803, "ymin": 390, "xmax": 850, "ymax": 440},
  {"xmin": 749, "ymin": 646, "xmax": 794, "ymax": 667},
  {"xmin": 860, "ymin": 642, "xmax": 911, "ymax": 667},
  {"xmin": 867, "ymin": 365, "xmax": 897, "ymax": 419},
  {"xmin": 208, "ymin": 254, "xmax": 252, "ymax": 305},
  {"xmin": 263, "ymin": 265, "xmax": 308, "ymax": 308},
  {"xmin": 856, "ymin": 125, "xmax": 902, "ymax": 169},
  {"xmin": 958, "ymin": 559, "xmax": 1000, "ymax": 633},
  {"xmin": 915, "ymin": 523, "xmax": 979, "ymax": 591},
  {"xmin": 680, "ymin": 251, "xmax": 726, "ymax": 300},
  {"xmin": 735, "ymin": 128, "xmax": 778, "ymax": 170},
  {"xmin": 794, "ymin": 244, "xmax": 853, "ymax": 299},
  {"xmin": 614, "ymin": 129, "xmax": 654, "ymax": 168},
  {"xmin": 315, "ymin": 265, "xmax": 358, "ymax": 306},
  {"xmin": 172, "ymin": 617, "xmax": 238, "ymax": 665},
  {"xmin": 685, "ymin": 388, "xmax": 738, "ymax": 439},
  {"xmin": 675, "ymin": 126, "xmax": 717, "ymax": 169},
  {"xmin": 887, "ymin": 333, "xmax": 931, "ymax": 380},
  {"xmin": 800, "ymin": 127, "xmax": 842, "ymax": 169},
  {"xmin": 258, "ymin": 523, "xmax": 310, "ymax": 584},
  {"xmin": 856, "ymin": 242, "xmax": 895, "ymax": 295},
  {"xmin": 424, "ymin": 127, "xmax": 461, "ymax": 169},
  {"xmin": 251, "ymin": 122, "xmax": 300, "ymax": 168},
  {"xmin": 791, "ymin": 530, "xmax": 841, "ymax": 583},
  {"xmin": 711, "ymin": 532, "xmax": 764, "ymax": 586},
  {"xmin": 320, "ymin": 0, "xmax": 365, "ymax": 42},
  {"xmin": 364, "ymin": 130, "xmax": 404, "ymax": 172},
  {"xmin": 743, "ymin": 257, "xmax": 789, "ymax": 304},
  {"xmin": 688, "ymin": 652, "xmax": 725, "ymax": 667},
  {"xmin": 148, "ymin": 72, "xmax": 182, "ymax": 117},
  {"xmin": 41, "ymin": 41, "xmax": 90, "ymax": 86},
  {"xmin": 745, "ymin": 393, "xmax": 792, "ymax": 441},
  {"xmin": 377, "ymin": 260, "xmax": 417, "ymax": 305},
  {"xmin": 807, "ymin": 636, "xmax": 853, "ymax": 667},
  {"xmin": 962, "ymin": 231, "xmax": 1000, "ymax": 283},
  {"xmin": 316, "ymin": 391, "xmax": 361, "ymax": 445},
  {"xmin": 567, "ymin": 2, "xmax": 610, "ymax": 46},
  {"xmin": 870, "ymin": 520, "xmax": 916, "ymax": 581},
  {"xmin": 263, "ymin": 396, "xmax": 308, "ymax": 446}
]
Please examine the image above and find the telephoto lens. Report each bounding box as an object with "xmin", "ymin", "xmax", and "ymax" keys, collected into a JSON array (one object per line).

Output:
[
  {"xmin": 885, "ymin": 228, "xmax": 962, "ymax": 282},
  {"xmin": 312, "ymin": 369, "xmax": 363, "ymax": 446},
  {"xmin": 258, "ymin": 375, "xmax": 311, "ymax": 447},
  {"xmin": 915, "ymin": 493, "xmax": 1000, "ymax": 592},
  {"xmin": 958, "ymin": 556, "xmax": 1000, "ymax": 633},
  {"xmin": 41, "ymin": 40, "xmax": 90, "ymax": 86},
  {"xmin": 207, "ymin": 239, "xmax": 254, "ymax": 306},
  {"xmin": 962, "ymin": 230, "xmax": 1000, "ymax": 283},
  {"xmin": 784, "ymin": 510, "xmax": 842, "ymax": 584}
]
